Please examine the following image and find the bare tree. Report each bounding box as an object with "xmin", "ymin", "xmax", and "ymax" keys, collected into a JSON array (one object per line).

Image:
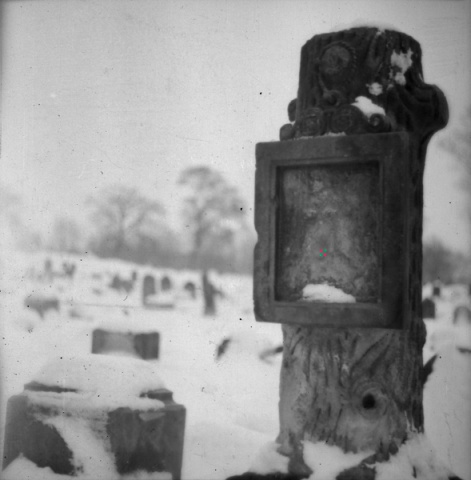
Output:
[
  {"xmin": 0, "ymin": 184, "xmax": 44, "ymax": 251},
  {"xmin": 423, "ymin": 237, "xmax": 457, "ymax": 284},
  {"xmin": 177, "ymin": 166, "xmax": 246, "ymax": 269},
  {"xmin": 88, "ymin": 185, "xmax": 164, "ymax": 258},
  {"xmin": 48, "ymin": 216, "xmax": 83, "ymax": 253}
]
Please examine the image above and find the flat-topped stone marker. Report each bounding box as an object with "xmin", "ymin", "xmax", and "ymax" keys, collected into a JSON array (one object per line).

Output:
[{"xmin": 2, "ymin": 355, "xmax": 185, "ymax": 479}]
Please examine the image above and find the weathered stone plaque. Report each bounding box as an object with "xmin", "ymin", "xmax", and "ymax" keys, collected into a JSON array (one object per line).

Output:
[
  {"xmin": 276, "ymin": 162, "xmax": 380, "ymax": 303},
  {"xmin": 254, "ymin": 132, "xmax": 411, "ymax": 328}
]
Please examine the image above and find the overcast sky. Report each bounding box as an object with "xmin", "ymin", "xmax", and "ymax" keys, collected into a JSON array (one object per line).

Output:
[{"xmin": 1, "ymin": 0, "xmax": 470, "ymax": 253}]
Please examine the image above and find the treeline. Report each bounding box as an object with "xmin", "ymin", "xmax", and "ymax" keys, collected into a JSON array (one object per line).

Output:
[
  {"xmin": 2, "ymin": 163, "xmax": 470, "ymax": 280},
  {"xmin": 1, "ymin": 166, "xmax": 256, "ymax": 275},
  {"xmin": 423, "ymin": 238, "xmax": 471, "ymax": 284}
]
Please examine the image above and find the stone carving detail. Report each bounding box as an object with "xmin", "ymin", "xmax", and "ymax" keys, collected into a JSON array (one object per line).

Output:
[{"xmin": 279, "ymin": 27, "xmax": 447, "ymax": 141}]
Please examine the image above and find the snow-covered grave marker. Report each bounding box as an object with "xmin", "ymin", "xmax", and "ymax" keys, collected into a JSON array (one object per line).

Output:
[
  {"xmin": 92, "ymin": 328, "xmax": 160, "ymax": 360},
  {"xmin": 243, "ymin": 26, "xmax": 461, "ymax": 480},
  {"xmin": 2, "ymin": 355, "xmax": 185, "ymax": 479}
]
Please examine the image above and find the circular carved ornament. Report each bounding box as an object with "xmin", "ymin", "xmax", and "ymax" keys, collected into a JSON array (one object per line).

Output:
[
  {"xmin": 298, "ymin": 108, "xmax": 325, "ymax": 137},
  {"xmin": 279, "ymin": 123, "xmax": 295, "ymax": 141},
  {"xmin": 367, "ymin": 113, "xmax": 391, "ymax": 133},
  {"xmin": 330, "ymin": 105, "xmax": 364, "ymax": 134},
  {"xmin": 320, "ymin": 43, "xmax": 355, "ymax": 79}
]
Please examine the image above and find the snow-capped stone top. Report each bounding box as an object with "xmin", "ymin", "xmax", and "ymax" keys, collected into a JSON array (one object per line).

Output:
[
  {"xmin": 95, "ymin": 316, "xmax": 165, "ymax": 333},
  {"xmin": 328, "ymin": 21, "xmax": 402, "ymax": 34},
  {"xmin": 30, "ymin": 354, "xmax": 166, "ymax": 411},
  {"xmin": 351, "ymin": 96, "xmax": 386, "ymax": 117},
  {"xmin": 302, "ymin": 283, "xmax": 356, "ymax": 303}
]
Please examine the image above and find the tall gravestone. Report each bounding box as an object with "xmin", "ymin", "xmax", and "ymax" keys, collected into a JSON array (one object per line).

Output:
[{"xmin": 252, "ymin": 27, "xmax": 451, "ymax": 478}]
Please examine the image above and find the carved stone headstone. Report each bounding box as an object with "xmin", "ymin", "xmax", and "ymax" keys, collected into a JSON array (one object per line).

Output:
[{"xmin": 252, "ymin": 27, "xmax": 450, "ymax": 479}]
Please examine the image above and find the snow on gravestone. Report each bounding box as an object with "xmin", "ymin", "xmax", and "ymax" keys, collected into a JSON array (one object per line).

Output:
[{"xmin": 2, "ymin": 355, "xmax": 185, "ymax": 479}]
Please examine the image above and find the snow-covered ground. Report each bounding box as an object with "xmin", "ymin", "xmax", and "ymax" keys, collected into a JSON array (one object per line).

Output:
[{"xmin": 0, "ymin": 249, "xmax": 470, "ymax": 479}]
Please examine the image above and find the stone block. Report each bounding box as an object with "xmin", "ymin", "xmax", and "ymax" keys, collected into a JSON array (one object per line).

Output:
[
  {"xmin": 92, "ymin": 329, "xmax": 160, "ymax": 360},
  {"xmin": 2, "ymin": 385, "xmax": 185, "ymax": 480}
]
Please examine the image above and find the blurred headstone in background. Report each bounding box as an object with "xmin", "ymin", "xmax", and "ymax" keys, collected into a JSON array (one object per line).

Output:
[
  {"xmin": 142, "ymin": 274, "xmax": 157, "ymax": 305},
  {"xmin": 183, "ymin": 281, "xmax": 197, "ymax": 300},
  {"xmin": 453, "ymin": 305, "xmax": 471, "ymax": 326},
  {"xmin": 62, "ymin": 262, "xmax": 76, "ymax": 280},
  {"xmin": 422, "ymin": 298, "xmax": 436, "ymax": 319},
  {"xmin": 92, "ymin": 329, "xmax": 160, "ymax": 360},
  {"xmin": 161, "ymin": 275, "xmax": 173, "ymax": 291}
]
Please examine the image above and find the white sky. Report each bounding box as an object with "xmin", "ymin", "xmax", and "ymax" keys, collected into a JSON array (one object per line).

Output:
[{"xmin": 1, "ymin": 0, "xmax": 470, "ymax": 252}]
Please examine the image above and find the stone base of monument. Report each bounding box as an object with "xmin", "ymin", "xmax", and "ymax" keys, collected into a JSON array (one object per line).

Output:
[
  {"xmin": 3, "ymin": 384, "xmax": 185, "ymax": 479},
  {"xmin": 92, "ymin": 328, "xmax": 160, "ymax": 360}
]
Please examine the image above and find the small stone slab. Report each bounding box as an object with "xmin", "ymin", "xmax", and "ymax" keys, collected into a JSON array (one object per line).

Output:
[{"xmin": 92, "ymin": 329, "xmax": 160, "ymax": 360}]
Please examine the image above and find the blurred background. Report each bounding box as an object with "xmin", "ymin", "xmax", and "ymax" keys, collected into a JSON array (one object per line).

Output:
[{"xmin": 1, "ymin": 0, "xmax": 470, "ymax": 278}]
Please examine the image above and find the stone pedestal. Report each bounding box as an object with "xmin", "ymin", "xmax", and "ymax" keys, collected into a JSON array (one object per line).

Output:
[
  {"xmin": 3, "ymin": 384, "xmax": 185, "ymax": 479},
  {"xmin": 92, "ymin": 328, "xmax": 160, "ymax": 360}
]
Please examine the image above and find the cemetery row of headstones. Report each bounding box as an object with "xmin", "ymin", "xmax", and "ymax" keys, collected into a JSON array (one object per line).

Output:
[{"xmin": 23, "ymin": 255, "xmax": 213, "ymax": 321}]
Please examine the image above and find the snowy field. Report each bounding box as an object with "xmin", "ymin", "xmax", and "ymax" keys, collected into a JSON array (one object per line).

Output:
[{"xmin": 0, "ymin": 249, "xmax": 470, "ymax": 480}]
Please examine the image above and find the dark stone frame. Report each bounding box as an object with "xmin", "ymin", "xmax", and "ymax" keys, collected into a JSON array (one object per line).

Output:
[{"xmin": 254, "ymin": 132, "xmax": 412, "ymax": 329}]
